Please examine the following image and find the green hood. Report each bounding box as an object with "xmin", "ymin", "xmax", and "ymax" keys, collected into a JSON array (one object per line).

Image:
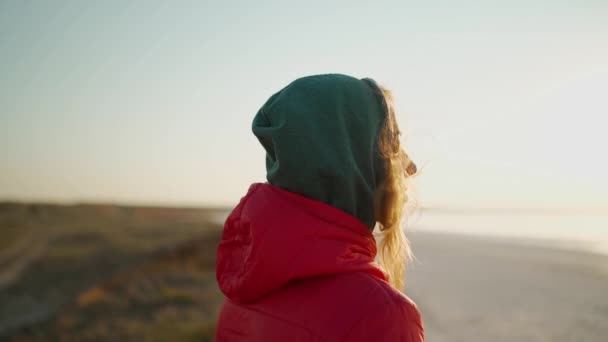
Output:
[{"xmin": 252, "ymin": 74, "xmax": 387, "ymax": 229}]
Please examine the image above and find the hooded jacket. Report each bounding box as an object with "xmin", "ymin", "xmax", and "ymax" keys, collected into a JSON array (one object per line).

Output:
[{"xmin": 216, "ymin": 75, "xmax": 423, "ymax": 341}]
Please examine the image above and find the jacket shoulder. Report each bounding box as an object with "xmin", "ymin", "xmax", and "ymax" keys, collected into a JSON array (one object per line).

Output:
[
  {"xmin": 348, "ymin": 271, "xmax": 419, "ymax": 311},
  {"xmin": 341, "ymin": 272, "xmax": 424, "ymax": 341}
]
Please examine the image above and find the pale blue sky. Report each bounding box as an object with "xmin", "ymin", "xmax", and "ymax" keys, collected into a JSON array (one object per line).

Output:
[{"xmin": 1, "ymin": 1, "xmax": 607, "ymax": 208}]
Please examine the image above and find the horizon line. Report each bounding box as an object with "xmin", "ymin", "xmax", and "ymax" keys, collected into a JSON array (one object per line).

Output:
[{"xmin": 1, "ymin": 199, "xmax": 606, "ymax": 215}]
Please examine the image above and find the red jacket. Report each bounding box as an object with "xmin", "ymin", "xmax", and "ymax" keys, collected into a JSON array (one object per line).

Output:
[{"xmin": 216, "ymin": 183, "xmax": 424, "ymax": 341}]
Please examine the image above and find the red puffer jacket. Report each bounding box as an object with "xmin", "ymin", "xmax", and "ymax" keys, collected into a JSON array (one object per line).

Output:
[{"xmin": 216, "ymin": 183, "xmax": 424, "ymax": 341}]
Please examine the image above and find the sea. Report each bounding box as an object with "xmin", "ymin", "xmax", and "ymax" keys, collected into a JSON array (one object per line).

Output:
[
  {"xmin": 409, "ymin": 209, "xmax": 608, "ymax": 256},
  {"xmin": 210, "ymin": 208, "xmax": 608, "ymax": 256}
]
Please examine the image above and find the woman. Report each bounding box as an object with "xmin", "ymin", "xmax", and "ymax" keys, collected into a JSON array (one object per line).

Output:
[{"xmin": 215, "ymin": 74, "xmax": 423, "ymax": 341}]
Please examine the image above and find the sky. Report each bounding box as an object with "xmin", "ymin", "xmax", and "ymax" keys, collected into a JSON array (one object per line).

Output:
[{"xmin": 1, "ymin": 0, "xmax": 607, "ymax": 209}]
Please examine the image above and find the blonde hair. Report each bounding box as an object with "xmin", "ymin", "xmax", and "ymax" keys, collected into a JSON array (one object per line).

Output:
[{"xmin": 373, "ymin": 85, "xmax": 417, "ymax": 290}]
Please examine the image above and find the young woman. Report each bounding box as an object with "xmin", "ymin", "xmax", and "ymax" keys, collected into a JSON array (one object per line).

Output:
[{"xmin": 215, "ymin": 74, "xmax": 423, "ymax": 341}]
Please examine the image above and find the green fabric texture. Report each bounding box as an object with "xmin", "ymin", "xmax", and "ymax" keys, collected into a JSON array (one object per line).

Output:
[{"xmin": 252, "ymin": 74, "xmax": 387, "ymax": 229}]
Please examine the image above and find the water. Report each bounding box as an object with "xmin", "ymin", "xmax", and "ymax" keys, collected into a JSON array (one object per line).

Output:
[
  {"xmin": 211, "ymin": 207, "xmax": 608, "ymax": 255},
  {"xmin": 409, "ymin": 210, "xmax": 608, "ymax": 256},
  {"xmin": 210, "ymin": 210, "xmax": 231, "ymax": 226}
]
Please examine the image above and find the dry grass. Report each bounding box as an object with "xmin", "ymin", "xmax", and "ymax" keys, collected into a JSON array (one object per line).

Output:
[{"xmin": 0, "ymin": 202, "xmax": 228, "ymax": 341}]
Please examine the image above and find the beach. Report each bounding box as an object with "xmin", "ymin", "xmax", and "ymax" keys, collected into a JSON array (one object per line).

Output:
[{"xmin": 407, "ymin": 231, "xmax": 608, "ymax": 342}]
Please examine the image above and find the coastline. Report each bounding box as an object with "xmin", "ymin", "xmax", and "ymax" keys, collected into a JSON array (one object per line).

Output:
[{"xmin": 407, "ymin": 230, "xmax": 608, "ymax": 341}]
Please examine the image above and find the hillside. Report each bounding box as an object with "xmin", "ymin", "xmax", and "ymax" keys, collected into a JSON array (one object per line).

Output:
[{"xmin": 0, "ymin": 203, "xmax": 227, "ymax": 341}]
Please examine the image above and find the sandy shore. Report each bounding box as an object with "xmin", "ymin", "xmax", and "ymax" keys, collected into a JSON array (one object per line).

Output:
[{"xmin": 406, "ymin": 231, "xmax": 608, "ymax": 342}]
